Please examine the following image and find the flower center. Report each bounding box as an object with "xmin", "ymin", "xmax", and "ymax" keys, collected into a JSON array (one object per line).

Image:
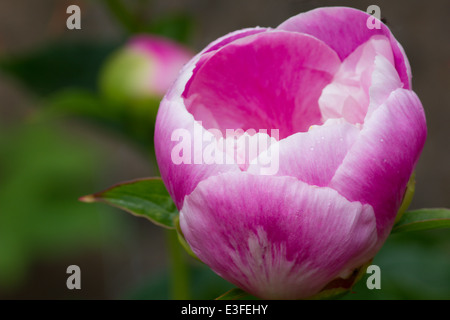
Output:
[
  {"xmin": 182, "ymin": 31, "xmax": 341, "ymax": 140},
  {"xmin": 318, "ymin": 35, "xmax": 398, "ymax": 125}
]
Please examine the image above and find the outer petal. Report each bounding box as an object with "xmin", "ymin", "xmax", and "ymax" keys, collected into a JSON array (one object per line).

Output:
[
  {"xmin": 156, "ymin": 28, "xmax": 269, "ymax": 209},
  {"xmin": 277, "ymin": 7, "xmax": 412, "ymax": 89},
  {"xmin": 247, "ymin": 120, "xmax": 360, "ymax": 186},
  {"xmin": 182, "ymin": 31, "xmax": 341, "ymax": 139},
  {"xmin": 155, "ymin": 96, "xmax": 240, "ymax": 210},
  {"xmin": 329, "ymin": 88, "xmax": 427, "ymax": 243},
  {"xmin": 180, "ymin": 172, "xmax": 378, "ymax": 299}
]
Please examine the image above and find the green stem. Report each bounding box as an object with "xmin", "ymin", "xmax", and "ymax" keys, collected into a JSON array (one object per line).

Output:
[
  {"xmin": 103, "ymin": 0, "xmax": 141, "ymax": 33},
  {"xmin": 166, "ymin": 229, "xmax": 190, "ymax": 299}
]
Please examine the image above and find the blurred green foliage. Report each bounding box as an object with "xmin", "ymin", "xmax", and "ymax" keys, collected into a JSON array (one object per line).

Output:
[
  {"xmin": 148, "ymin": 12, "xmax": 194, "ymax": 44},
  {"xmin": 0, "ymin": 40, "xmax": 161, "ymax": 147},
  {"xmin": 104, "ymin": 0, "xmax": 194, "ymax": 44},
  {"xmin": 0, "ymin": 42, "xmax": 119, "ymax": 96},
  {"xmin": 128, "ymin": 262, "xmax": 235, "ymax": 300},
  {"xmin": 0, "ymin": 0, "xmax": 195, "ymax": 296},
  {"xmin": 345, "ymin": 229, "xmax": 450, "ymax": 299},
  {"xmin": 0, "ymin": 121, "xmax": 121, "ymax": 289},
  {"xmin": 0, "ymin": 0, "xmax": 192, "ymax": 297}
]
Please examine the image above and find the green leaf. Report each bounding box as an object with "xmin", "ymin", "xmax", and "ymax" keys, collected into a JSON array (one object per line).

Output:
[
  {"xmin": 391, "ymin": 208, "xmax": 450, "ymax": 234},
  {"xmin": 80, "ymin": 178, "xmax": 178, "ymax": 229},
  {"xmin": 216, "ymin": 288, "xmax": 253, "ymax": 300},
  {"xmin": 0, "ymin": 121, "xmax": 121, "ymax": 288}
]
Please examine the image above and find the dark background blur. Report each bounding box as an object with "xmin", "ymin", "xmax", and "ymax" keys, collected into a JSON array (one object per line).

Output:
[{"xmin": 0, "ymin": 0, "xmax": 449, "ymax": 299}]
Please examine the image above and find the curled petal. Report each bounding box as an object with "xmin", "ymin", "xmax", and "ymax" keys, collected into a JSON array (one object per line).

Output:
[
  {"xmin": 318, "ymin": 35, "xmax": 399, "ymax": 124},
  {"xmin": 165, "ymin": 28, "xmax": 269, "ymax": 102},
  {"xmin": 366, "ymin": 54, "xmax": 403, "ymax": 119},
  {"xmin": 178, "ymin": 28, "xmax": 268, "ymax": 100}
]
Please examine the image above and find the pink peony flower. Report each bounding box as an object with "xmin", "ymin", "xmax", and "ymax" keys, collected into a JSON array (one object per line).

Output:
[{"xmin": 154, "ymin": 7, "xmax": 427, "ymax": 299}]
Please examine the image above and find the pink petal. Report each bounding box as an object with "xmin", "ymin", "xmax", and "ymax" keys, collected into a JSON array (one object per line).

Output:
[
  {"xmin": 202, "ymin": 27, "xmax": 268, "ymax": 54},
  {"xmin": 182, "ymin": 31, "xmax": 341, "ymax": 139},
  {"xmin": 247, "ymin": 120, "xmax": 360, "ymax": 186},
  {"xmin": 180, "ymin": 172, "xmax": 378, "ymax": 299},
  {"xmin": 329, "ymin": 89, "xmax": 427, "ymax": 244},
  {"xmin": 164, "ymin": 28, "xmax": 268, "ymax": 102},
  {"xmin": 366, "ymin": 54, "xmax": 403, "ymax": 119},
  {"xmin": 155, "ymin": 78, "xmax": 240, "ymax": 210},
  {"xmin": 318, "ymin": 35, "xmax": 403, "ymax": 124},
  {"xmin": 277, "ymin": 7, "xmax": 411, "ymax": 89},
  {"xmin": 155, "ymin": 30, "xmax": 273, "ymax": 209},
  {"xmin": 182, "ymin": 28, "xmax": 268, "ymax": 97}
]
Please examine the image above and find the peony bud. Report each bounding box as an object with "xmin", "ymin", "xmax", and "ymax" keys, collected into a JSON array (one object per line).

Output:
[
  {"xmin": 100, "ymin": 35, "xmax": 192, "ymax": 107},
  {"xmin": 154, "ymin": 7, "xmax": 427, "ymax": 299}
]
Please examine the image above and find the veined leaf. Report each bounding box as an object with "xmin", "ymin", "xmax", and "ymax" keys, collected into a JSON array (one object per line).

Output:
[{"xmin": 80, "ymin": 178, "xmax": 178, "ymax": 228}]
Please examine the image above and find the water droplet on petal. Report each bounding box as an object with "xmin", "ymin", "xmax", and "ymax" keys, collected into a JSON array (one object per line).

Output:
[
  {"xmin": 380, "ymin": 138, "xmax": 384, "ymax": 142},
  {"xmin": 310, "ymin": 147, "xmax": 314, "ymax": 151}
]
